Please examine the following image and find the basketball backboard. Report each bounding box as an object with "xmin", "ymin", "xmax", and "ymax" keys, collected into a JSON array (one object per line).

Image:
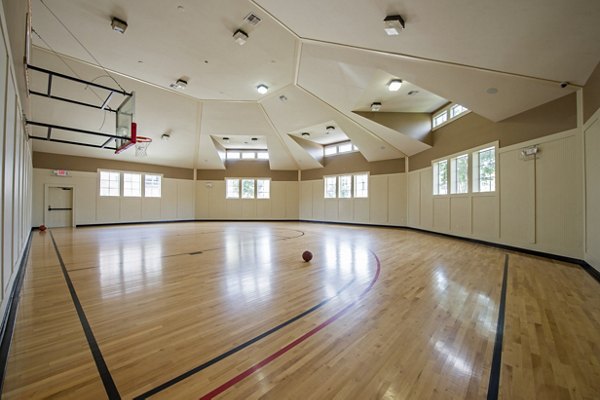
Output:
[{"xmin": 115, "ymin": 91, "xmax": 136, "ymax": 153}]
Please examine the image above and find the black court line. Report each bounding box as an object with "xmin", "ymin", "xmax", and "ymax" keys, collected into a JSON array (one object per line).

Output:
[
  {"xmin": 133, "ymin": 277, "xmax": 356, "ymax": 399},
  {"xmin": 487, "ymin": 254, "xmax": 509, "ymax": 400},
  {"xmin": 49, "ymin": 231, "xmax": 121, "ymax": 400},
  {"xmin": 0, "ymin": 232, "xmax": 33, "ymax": 395}
]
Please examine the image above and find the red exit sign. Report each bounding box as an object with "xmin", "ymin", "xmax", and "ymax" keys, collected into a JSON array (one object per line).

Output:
[{"xmin": 52, "ymin": 170, "xmax": 70, "ymax": 177}]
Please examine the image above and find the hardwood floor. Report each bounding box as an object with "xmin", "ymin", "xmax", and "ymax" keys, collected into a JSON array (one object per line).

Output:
[{"xmin": 1, "ymin": 222, "xmax": 598, "ymax": 399}]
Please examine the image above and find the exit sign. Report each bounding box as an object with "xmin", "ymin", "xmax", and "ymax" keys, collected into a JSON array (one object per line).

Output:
[{"xmin": 52, "ymin": 170, "xmax": 70, "ymax": 177}]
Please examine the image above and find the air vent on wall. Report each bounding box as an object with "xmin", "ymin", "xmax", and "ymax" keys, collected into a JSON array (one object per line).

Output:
[{"xmin": 244, "ymin": 13, "xmax": 262, "ymax": 26}]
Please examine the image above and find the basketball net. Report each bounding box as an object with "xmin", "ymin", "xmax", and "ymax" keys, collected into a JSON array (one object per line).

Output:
[{"xmin": 135, "ymin": 137, "xmax": 152, "ymax": 157}]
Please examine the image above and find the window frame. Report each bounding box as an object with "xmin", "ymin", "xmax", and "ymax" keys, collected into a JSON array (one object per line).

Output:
[
  {"xmin": 473, "ymin": 145, "xmax": 497, "ymax": 193},
  {"xmin": 353, "ymin": 173, "xmax": 369, "ymax": 198},
  {"xmin": 144, "ymin": 174, "xmax": 162, "ymax": 198},
  {"xmin": 431, "ymin": 141, "xmax": 498, "ymax": 197},
  {"xmin": 432, "ymin": 103, "xmax": 470, "ymax": 131},
  {"xmin": 226, "ymin": 178, "xmax": 241, "ymax": 199},
  {"xmin": 99, "ymin": 170, "xmax": 121, "ymax": 197},
  {"xmin": 323, "ymin": 140, "xmax": 359, "ymax": 157},
  {"xmin": 241, "ymin": 178, "xmax": 256, "ymax": 199},
  {"xmin": 256, "ymin": 178, "xmax": 271, "ymax": 199},
  {"xmin": 450, "ymin": 154, "xmax": 469, "ymax": 195},
  {"xmin": 123, "ymin": 172, "xmax": 142, "ymax": 197}
]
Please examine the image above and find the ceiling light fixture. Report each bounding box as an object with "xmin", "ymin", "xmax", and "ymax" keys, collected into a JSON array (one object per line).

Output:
[
  {"xmin": 251, "ymin": 137, "xmax": 258, "ymax": 141},
  {"xmin": 371, "ymin": 102, "xmax": 382, "ymax": 111},
  {"xmin": 256, "ymin": 84, "xmax": 268, "ymax": 94},
  {"xmin": 223, "ymin": 137, "xmax": 230, "ymax": 142},
  {"xmin": 279, "ymin": 95, "xmax": 288, "ymax": 102},
  {"xmin": 170, "ymin": 78, "xmax": 188, "ymax": 90},
  {"xmin": 111, "ymin": 17, "xmax": 128, "ymax": 34},
  {"xmin": 407, "ymin": 90, "xmax": 419, "ymax": 96},
  {"xmin": 161, "ymin": 133, "xmax": 171, "ymax": 141},
  {"xmin": 326, "ymin": 126, "xmax": 335, "ymax": 134},
  {"xmin": 383, "ymin": 15, "xmax": 405, "ymax": 36},
  {"xmin": 388, "ymin": 79, "xmax": 402, "ymax": 92},
  {"xmin": 387, "ymin": 79, "xmax": 403, "ymax": 91},
  {"xmin": 233, "ymin": 29, "xmax": 249, "ymax": 45},
  {"xmin": 301, "ymin": 132, "xmax": 310, "ymax": 137}
]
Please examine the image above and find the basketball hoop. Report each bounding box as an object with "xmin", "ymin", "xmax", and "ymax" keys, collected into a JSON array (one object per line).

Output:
[{"xmin": 135, "ymin": 136, "xmax": 152, "ymax": 157}]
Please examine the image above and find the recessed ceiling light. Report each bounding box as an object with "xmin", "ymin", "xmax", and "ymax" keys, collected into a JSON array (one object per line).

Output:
[
  {"xmin": 387, "ymin": 79, "xmax": 402, "ymax": 91},
  {"xmin": 161, "ymin": 133, "xmax": 171, "ymax": 141},
  {"xmin": 301, "ymin": 132, "xmax": 310, "ymax": 137},
  {"xmin": 233, "ymin": 29, "xmax": 248, "ymax": 45},
  {"xmin": 170, "ymin": 78, "xmax": 188, "ymax": 90},
  {"xmin": 251, "ymin": 137, "xmax": 258, "ymax": 141},
  {"xmin": 223, "ymin": 137, "xmax": 229, "ymax": 142},
  {"xmin": 326, "ymin": 126, "xmax": 335, "ymax": 133},
  {"xmin": 256, "ymin": 84, "xmax": 268, "ymax": 94},
  {"xmin": 407, "ymin": 90, "xmax": 419, "ymax": 96},
  {"xmin": 371, "ymin": 102, "xmax": 382, "ymax": 112},
  {"xmin": 486, "ymin": 87, "xmax": 498, "ymax": 94},
  {"xmin": 383, "ymin": 15, "xmax": 405, "ymax": 36}
]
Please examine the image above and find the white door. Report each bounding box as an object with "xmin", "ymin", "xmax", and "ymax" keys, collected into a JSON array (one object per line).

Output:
[{"xmin": 47, "ymin": 187, "xmax": 73, "ymax": 228}]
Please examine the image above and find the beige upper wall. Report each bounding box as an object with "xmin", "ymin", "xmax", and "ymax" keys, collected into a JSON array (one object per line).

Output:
[
  {"xmin": 409, "ymin": 93, "xmax": 577, "ymax": 170},
  {"xmin": 301, "ymin": 152, "xmax": 405, "ymax": 181},
  {"xmin": 33, "ymin": 151, "xmax": 194, "ymax": 179},
  {"xmin": 353, "ymin": 112, "xmax": 433, "ymax": 145},
  {"xmin": 196, "ymin": 160, "xmax": 297, "ymax": 181},
  {"xmin": 584, "ymin": 60, "xmax": 600, "ymax": 123}
]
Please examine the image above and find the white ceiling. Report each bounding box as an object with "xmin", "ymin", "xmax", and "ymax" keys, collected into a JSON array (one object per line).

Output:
[{"xmin": 24, "ymin": 0, "xmax": 600, "ymax": 169}]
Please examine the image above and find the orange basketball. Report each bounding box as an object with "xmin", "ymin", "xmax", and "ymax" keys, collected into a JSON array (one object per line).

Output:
[
  {"xmin": 302, "ymin": 250, "xmax": 313, "ymax": 262},
  {"xmin": 39, "ymin": 224, "xmax": 47, "ymax": 232}
]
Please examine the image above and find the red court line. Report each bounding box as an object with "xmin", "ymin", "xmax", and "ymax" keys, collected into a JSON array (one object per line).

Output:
[{"xmin": 198, "ymin": 251, "xmax": 381, "ymax": 400}]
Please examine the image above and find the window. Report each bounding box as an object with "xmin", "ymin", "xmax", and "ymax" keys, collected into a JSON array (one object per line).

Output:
[
  {"xmin": 241, "ymin": 179, "xmax": 255, "ymax": 198},
  {"xmin": 354, "ymin": 174, "xmax": 368, "ymax": 198},
  {"xmin": 324, "ymin": 146, "xmax": 337, "ymax": 156},
  {"xmin": 473, "ymin": 146, "xmax": 496, "ymax": 192},
  {"xmin": 242, "ymin": 152, "xmax": 255, "ymax": 159},
  {"xmin": 226, "ymin": 151, "xmax": 240, "ymax": 160},
  {"xmin": 324, "ymin": 176, "xmax": 337, "ymax": 198},
  {"xmin": 324, "ymin": 141, "xmax": 358, "ymax": 157},
  {"xmin": 433, "ymin": 160, "xmax": 448, "ymax": 195},
  {"xmin": 450, "ymin": 104, "xmax": 468, "ymax": 118},
  {"xmin": 338, "ymin": 175, "xmax": 352, "ymax": 198},
  {"xmin": 257, "ymin": 151, "xmax": 269, "ymax": 160},
  {"xmin": 433, "ymin": 103, "xmax": 469, "ymax": 129},
  {"xmin": 338, "ymin": 143, "xmax": 353, "ymax": 154},
  {"xmin": 144, "ymin": 175, "xmax": 162, "ymax": 197},
  {"xmin": 123, "ymin": 173, "xmax": 142, "ymax": 197},
  {"xmin": 450, "ymin": 154, "xmax": 469, "ymax": 194},
  {"xmin": 226, "ymin": 179, "xmax": 240, "ymax": 198},
  {"xmin": 257, "ymin": 179, "xmax": 270, "ymax": 199},
  {"xmin": 99, "ymin": 171, "xmax": 120, "ymax": 197},
  {"xmin": 433, "ymin": 112, "xmax": 448, "ymax": 128}
]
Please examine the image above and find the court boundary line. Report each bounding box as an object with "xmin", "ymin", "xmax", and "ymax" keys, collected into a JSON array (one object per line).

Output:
[
  {"xmin": 197, "ymin": 251, "xmax": 381, "ymax": 399},
  {"xmin": 49, "ymin": 231, "xmax": 121, "ymax": 399},
  {"xmin": 133, "ymin": 277, "xmax": 357, "ymax": 399},
  {"xmin": 0, "ymin": 231, "xmax": 33, "ymax": 395},
  {"xmin": 486, "ymin": 254, "xmax": 509, "ymax": 400}
]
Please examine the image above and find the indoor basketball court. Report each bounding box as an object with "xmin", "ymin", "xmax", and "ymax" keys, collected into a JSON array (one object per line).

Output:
[{"xmin": 0, "ymin": 0, "xmax": 599, "ymax": 399}]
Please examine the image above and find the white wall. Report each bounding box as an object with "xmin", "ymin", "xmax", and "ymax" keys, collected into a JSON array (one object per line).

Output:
[
  {"xmin": 0, "ymin": 11, "xmax": 33, "ymax": 314},
  {"xmin": 196, "ymin": 180, "xmax": 299, "ymax": 220},
  {"xmin": 299, "ymin": 173, "xmax": 406, "ymax": 226},
  {"xmin": 584, "ymin": 108, "xmax": 600, "ymax": 271},
  {"xmin": 32, "ymin": 169, "xmax": 195, "ymax": 226},
  {"xmin": 407, "ymin": 129, "xmax": 583, "ymax": 259}
]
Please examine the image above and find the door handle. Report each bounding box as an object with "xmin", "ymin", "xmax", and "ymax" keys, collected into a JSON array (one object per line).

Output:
[{"xmin": 48, "ymin": 206, "xmax": 73, "ymax": 211}]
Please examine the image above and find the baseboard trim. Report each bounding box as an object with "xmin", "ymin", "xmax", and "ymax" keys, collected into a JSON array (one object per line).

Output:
[
  {"xmin": 0, "ymin": 230, "xmax": 34, "ymax": 393},
  {"xmin": 58, "ymin": 218, "xmax": 600, "ymax": 284}
]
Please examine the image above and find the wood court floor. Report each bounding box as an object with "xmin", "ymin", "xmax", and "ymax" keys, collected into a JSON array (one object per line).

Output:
[{"xmin": 1, "ymin": 222, "xmax": 599, "ymax": 399}]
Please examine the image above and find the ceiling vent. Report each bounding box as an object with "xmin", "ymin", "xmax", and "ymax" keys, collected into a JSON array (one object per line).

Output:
[{"xmin": 244, "ymin": 13, "xmax": 262, "ymax": 26}]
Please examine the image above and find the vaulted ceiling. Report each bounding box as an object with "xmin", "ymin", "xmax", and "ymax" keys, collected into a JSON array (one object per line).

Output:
[{"xmin": 23, "ymin": 0, "xmax": 600, "ymax": 169}]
